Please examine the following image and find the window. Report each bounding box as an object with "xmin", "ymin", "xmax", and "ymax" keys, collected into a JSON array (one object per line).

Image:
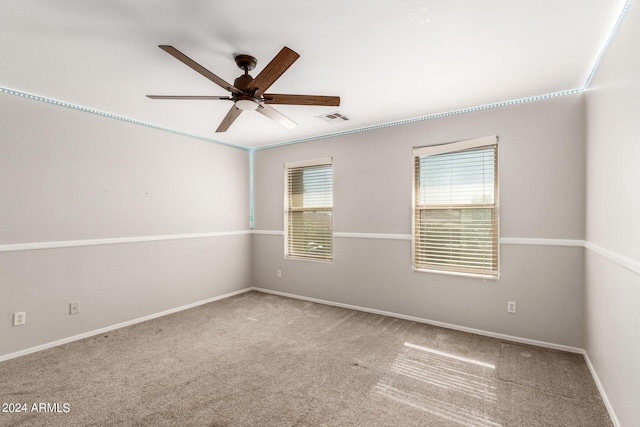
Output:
[
  {"xmin": 285, "ymin": 158, "xmax": 333, "ymax": 261},
  {"xmin": 413, "ymin": 136, "xmax": 499, "ymax": 279}
]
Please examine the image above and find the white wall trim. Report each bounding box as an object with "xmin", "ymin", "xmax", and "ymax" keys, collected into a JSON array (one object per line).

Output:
[
  {"xmin": 0, "ymin": 287, "xmax": 254, "ymax": 363},
  {"xmin": 252, "ymin": 231, "xmax": 586, "ymax": 247},
  {"xmin": 0, "ymin": 231, "xmax": 252, "ymax": 253},
  {"xmin": 500, "ymin": 237, "xmax": 585, "ymax": 247},
  {"xmin": 583, "ymin": 350, "xmax": 621, "ymax": 427},
  {"xmin": 1, "ymin": 233, "xmax": 590, "ymax": 253},
  {"xmin": 584, "ymin": 241, "xmax": 640, "ymax": 276},
  {"xmin": 251, "ymin": 230, "xmax": 284, "ymax": 236},
  {"xmin": 251, "ymin": 287, "xmax": 584, "ymax": 354}
]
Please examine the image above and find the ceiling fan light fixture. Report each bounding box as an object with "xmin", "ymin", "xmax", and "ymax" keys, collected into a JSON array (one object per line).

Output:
[{"xmin": 235, "ymin": 98, "xmax": 259, "ymax": 111}]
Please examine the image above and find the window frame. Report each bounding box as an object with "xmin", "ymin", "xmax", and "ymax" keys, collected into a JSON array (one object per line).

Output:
[
  {"xmin": 284, "ymin": 157, "xmax": 333, "ymax": 262},
  {"xmin": 412, "ymin": 136, "xmax": 499, "ymax": 279}
]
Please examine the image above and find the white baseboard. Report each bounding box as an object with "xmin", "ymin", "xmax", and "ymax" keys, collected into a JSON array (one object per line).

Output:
[
  {"xmin": 250, "ymin": 287, "xmax": 583, "ymax": 354},
  {"xmin": 2, "ymin": 285, "xmax": 617, "ymax": 427},
  {"xmin": 2, "ymin": 285, "xmax": 582, "ymax": 362},
  {"xmin": 0, "ymin": 287, "xmax": 254, "ymax": 363},
  {"xmin": 582, "ymin": 350, "xmax": 620, "ymax": 427},
  {"xmin": 252, "ymin": 287, "xmax": 622, "ymax": 424}
]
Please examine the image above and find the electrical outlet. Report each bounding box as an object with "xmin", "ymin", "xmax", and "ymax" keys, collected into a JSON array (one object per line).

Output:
[
  {"xmin": 13, "ymin": 312, "xmax": 26, "ymax": 326},
  {"xmin": 507, "ymin": 301, "xmax": 517, "ymax": 314},
  {"xmin": 69, "ymin": 302, "xmax": 80, "ymax": 315},
  {"xmin": 276, "ymin": 269, "xmax": 282, "ymax": 278}
]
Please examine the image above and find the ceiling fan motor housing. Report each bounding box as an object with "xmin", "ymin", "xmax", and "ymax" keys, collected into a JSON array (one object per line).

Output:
[
  {"xmin": 233, "ymin": 71, "xmax": 260, "ymax": 110},
  {"xmin": 234, "ymin": 74, "xmax": 255, "ymax": 91}
]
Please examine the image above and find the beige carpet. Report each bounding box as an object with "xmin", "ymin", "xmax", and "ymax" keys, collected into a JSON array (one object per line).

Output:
[{"xmin": 0, "ymin": 291, "xmax": 612, "ymax": 426}]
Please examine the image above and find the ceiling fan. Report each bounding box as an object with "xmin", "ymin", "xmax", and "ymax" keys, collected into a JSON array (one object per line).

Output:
[{"xmin": 147, "ymin": 45, "xmax": 340, "ymax": 132}]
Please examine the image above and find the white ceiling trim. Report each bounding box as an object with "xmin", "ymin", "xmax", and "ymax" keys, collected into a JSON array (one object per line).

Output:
[
  {"xmin": 584, "ymin": 0, "xmax": 632, "ymax": 88},
  {"xmin": 1, "ymin": 1, "xmax": 630, "ymax": 149},
  {"xmin": 0, "ymin": 0, "xmax": 630, "ymax": 153},
  {"xmin": 0, "ymin": 86, "xmax": 249, "ymax": 151},
  {"xmin": 2, "ymin": 85, "xmax": 584, "ymax": 153},
  {"xmin": 252, "ymin": 88, "xmax": 583, "ymax": 151}
]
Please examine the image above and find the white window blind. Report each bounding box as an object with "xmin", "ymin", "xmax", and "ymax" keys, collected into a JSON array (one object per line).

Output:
[
  {"xmin": 413, "ymin": 136, "xmax": 499, "ymax": 278},
  {"xmin": 285, "ymin": 158, "xmax": 333, "ymax": 261}
]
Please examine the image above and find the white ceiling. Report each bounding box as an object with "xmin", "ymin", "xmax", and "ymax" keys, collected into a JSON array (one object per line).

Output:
[{"xmin": 0, "ymin": 1, "xmax": 628, "ymax": 149}]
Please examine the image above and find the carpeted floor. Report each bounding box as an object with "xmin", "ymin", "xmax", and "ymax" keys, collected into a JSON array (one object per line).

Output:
[{"xmin": 0, "ymin": 291, "xmax": 612, "ymax": 426}]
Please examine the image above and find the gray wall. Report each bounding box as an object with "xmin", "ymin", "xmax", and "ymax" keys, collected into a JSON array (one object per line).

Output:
[
  {"xmin": 0, "ymin": 94, "xmax": 251, "ymax": 358},
  {"xmin": 584, "ymin": 2, "xmax": 640, "ymax": 426},
  {"xmin": 2, "ymin": 14, "xmax": 636, "ymax": 419},
  {"xmin": 253, "ymin": 94, "xmax": 586, "ymax": 349}
]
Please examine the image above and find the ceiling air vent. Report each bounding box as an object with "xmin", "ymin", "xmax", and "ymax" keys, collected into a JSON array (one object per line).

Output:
[{"xmin": 316, "ymin": 111, "xmax": 350, "ymax": 123}]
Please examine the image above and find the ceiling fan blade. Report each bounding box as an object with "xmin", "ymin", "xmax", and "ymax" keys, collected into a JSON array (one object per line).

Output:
[
  {"xmin": 147, "ymin": 95, "xmax": 231, "ymax": 100},
  {"xmin": 263, "ymin": 94, "xmax": 340, "ymax": 106},
  {"xmin": 256, "ymin": 104, "xmax": 297, "ymax": 129},
  {"xmin": 248, "ymin": 47, "xmax": 300, "ymax": 96},
  {"xmin": 159, "ymin": 45, "xmax": 241, "ymax": 94},
  {"xmin": 216, "ymin": 106, "xmax": 242, "ymax": 132}
]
